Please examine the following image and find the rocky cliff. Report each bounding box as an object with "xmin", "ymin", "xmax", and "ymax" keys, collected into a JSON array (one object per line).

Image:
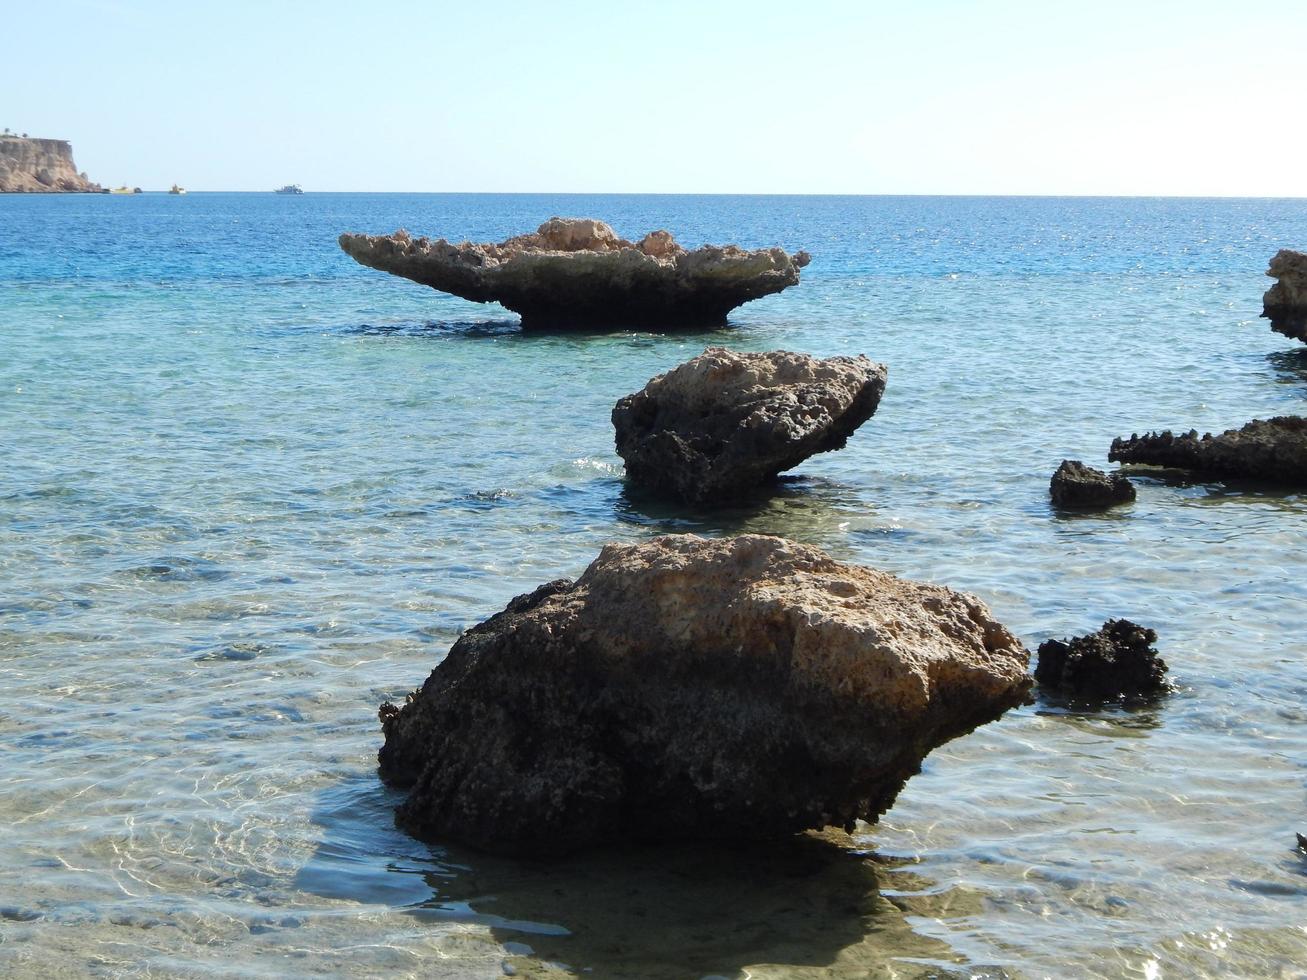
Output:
[{"xmin": 0, "ymin": 136, "xmax": 102, "ymax": 193}]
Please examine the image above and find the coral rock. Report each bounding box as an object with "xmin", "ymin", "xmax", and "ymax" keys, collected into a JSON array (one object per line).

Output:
[
  {"xmin": 1109, "ymin": 417, "xmax": 1307, "ymax": 487},
  {"xmin": 612, "ymin": 347, "xmax": 887, "ymax": 505},
  {"xmin": 1035, "ymin": 620, "xmax": 1171, "ymax": 702},
  {"xmin": 338, "ymin": 217, "xmax": 810, "ymax": 328},
  {"xmin": 1049, "ymin": 459, "xmax": 1136, "ymax": 508},
  {"xmin": 1262, "ymin": 249, "xmax": 1307, "ymax": 343},
  {"xmin": 378, "ymin": 534, "xmax": 1031, "ymax": 855}
]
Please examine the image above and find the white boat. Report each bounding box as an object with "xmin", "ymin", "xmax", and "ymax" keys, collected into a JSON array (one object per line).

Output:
[{"xmin": 274, "ymin": 184, "xmax": 303, "ymax": 195}]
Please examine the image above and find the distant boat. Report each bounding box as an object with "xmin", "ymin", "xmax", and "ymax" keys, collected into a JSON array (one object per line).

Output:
[
  {"xmin": 169, "ymin": 184, "xmax": 187, "ymax": 195},
  {"xmin": 109, "ymin": 186, "xmax": 140, "ymax": 195},
  {"xmin": 274, "ymin": 184, "xmax": 303, "ymax": 195}
]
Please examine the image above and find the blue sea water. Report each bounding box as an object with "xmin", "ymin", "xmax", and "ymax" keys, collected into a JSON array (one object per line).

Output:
[{"xmin": 1, "ymin": 192, "xmax": 1306, "ymax": 978}]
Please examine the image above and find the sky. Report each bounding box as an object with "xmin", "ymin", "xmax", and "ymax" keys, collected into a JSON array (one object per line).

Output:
[{"xmin": 4, "ymin": 0, "xmax": 1305, "ymax": 195}]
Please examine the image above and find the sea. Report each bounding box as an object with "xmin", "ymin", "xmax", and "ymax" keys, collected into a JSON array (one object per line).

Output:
[{"xmin": 1, "ymin": 192, "xmax": 1305, "ymax": 979}]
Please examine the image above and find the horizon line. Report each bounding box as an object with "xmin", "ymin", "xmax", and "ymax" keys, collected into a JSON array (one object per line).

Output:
[{"xmin": 12, "ymin": 190, "xmax": 1307, "ymax": 200}]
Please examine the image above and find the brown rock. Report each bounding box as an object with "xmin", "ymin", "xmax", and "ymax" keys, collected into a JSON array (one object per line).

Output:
[
  {"xmin": 378, "ymin": 534, "xmax": 1031, "ymax": 855},
  {"xmin": 1109, "ymin": 416, "xmax": 1307, "ymax": 487},
  {"xmin": 1049, "ymin": 459, "xmax": 1136, "ymax": 509},
  {"xmin": 339, "ymin": 217, "xmax": 810, "ymax": 328},
  {"xmin": 612, "ymin": 347, "xmax": 887, "ymax": 505},
  {"xmin": 1263, "ymin": 249, "xmax": 1307, "ymax": 343}
]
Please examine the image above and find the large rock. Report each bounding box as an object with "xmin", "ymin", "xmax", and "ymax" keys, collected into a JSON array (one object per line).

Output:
[
  {"xmin": 1035, "ymin": 620, "xmax": 1170, "ymax": 702},
  {"xmin": 612, "ymin": 347, "xmax": 887, "ymax": 505},
  {"xmin": 1109, "ymin": 416, "xmax": 1307, "ymax": 487},
  {"xmin": 1262, "ymin": 249, "xmax": 1307, "ymax": 343},
  {"xmin": 378, "ymin": 534, "xmax": 1031, "ymax": 855},
  {"xmin": 339, "ymin": 218, "xmax": 810, "ymax": 328},
  {"xmin": 1049, "ymin": 459, "xmax": 1136, "ymax": 508},
  {"xmin": 0, "ymin": 136, "xmax": 102, "ymax": 193}
]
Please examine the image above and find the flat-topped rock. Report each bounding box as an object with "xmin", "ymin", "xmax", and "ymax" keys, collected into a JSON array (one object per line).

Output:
[
  {"xmin": 1263, "ymin": 249, "xmax": 1307, "ymax": 343},
  {"xmin": 1109, "ymin": 416, "xmax": 1307, "ymax": 487},
  {"xmin": 378, "ymin": 534, "xmax": 1031, "ymax": 855},
  {"xmin": 1049, "ymin": 459, "xmax": 1136, "ymax": 509},
  {"xmin": 612, "ymin": 347, "xmax": 887, "ymax": 505},
  {"xmin": 339, "ymin": 217, "xmax": 810, "ymax": 328}
]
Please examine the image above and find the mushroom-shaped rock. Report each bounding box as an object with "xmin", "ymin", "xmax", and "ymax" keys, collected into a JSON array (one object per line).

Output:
[
  {"xmin": 1109, "ymin": 417, "xmax": 1307, "ymax": 488},
  {"xmin": 338, "ymin": 217, "xmax": 810, "ymax": 328},
  {"xmin": 1263, "ymin": 249, "xmax": 1307, "ymax": 343},
  {"xmin": 612, "ymin": 347, "xmax": 887, "ymax": 505},
  {"xmin": 1049, "ymin": 459, "xmax": 1136, "ymax": 509},
  {"xmin": 378, "ymin": 534, "xmax": 1031, "ymax": 855},
  {"xmin": 1035, "ymin": 620, "xmax": 1170, "ymax": 702}
]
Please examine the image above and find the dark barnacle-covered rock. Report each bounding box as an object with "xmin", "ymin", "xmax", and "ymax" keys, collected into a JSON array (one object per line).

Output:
[
  {"xmin": 1109, "ymin": 417, "xmax": 1307, "ymax": 488},
  {"xmin": 1049, "ymin": 459, "xmax": 1136, "ymax": 509},
  {"xmin": 1035, "ymin": 619, "xmax": 1171, "ymax": 703}
]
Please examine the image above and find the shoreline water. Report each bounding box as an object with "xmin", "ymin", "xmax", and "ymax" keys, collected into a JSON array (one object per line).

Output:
[{"xmin": 2, "ymin": 192, "xmax": 1305, "ymax": 977}]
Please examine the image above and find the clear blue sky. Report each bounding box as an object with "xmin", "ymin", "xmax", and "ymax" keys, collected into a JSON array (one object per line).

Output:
[{"xmin": 5, "ymin": 0, "xmax": 1304, "ymax": 194}]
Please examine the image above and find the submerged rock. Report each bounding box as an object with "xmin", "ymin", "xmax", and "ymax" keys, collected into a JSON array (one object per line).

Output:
[
  {"xmin": 1049, "ymin": 459, "xmax": 1136, "ymax": 509},
  {"xmin": 339, "ymin": 217, "xmax": 810, "ymax": 328},
  {"xmin": 1109, "ymin": 417, "xmax": 1307, "ymax": 487},
  {"xmin": 1035, "ymin": 620, "xmax": 1170, "ymax": 703},
  {"xmin": 1262, "ymin": 249, "xmax": 1307, "ymax": 343},
  {"xmin": 378, "ymin": 534, "xmax": 1031, "ymax": 855},
  {"xmin": 612, "ymin": 347, "xmax": 887, "ymax": 505}
]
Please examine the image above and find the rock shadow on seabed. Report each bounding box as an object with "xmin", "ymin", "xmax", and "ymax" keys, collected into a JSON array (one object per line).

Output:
[
  {"xmin": 1267, "ymin": 348, "xmax": 1307, "ymax": 391},
  {"xmin": 347, "ymin": 316, "xmax": 747, "ymax": 341},
  {"xmin": 614, "ymin": 475, "xmax": 881, "ymax": 551},
  {"xmin": 296, "ymin": 783, "xmax": 984, "ymax": 979}
]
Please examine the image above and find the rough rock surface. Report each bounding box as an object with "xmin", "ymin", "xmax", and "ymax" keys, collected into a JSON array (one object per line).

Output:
[
  {"xmin": 339, "ymin": 217, "xmax": 811, "ymax": 327},
  {"xmin": 612, "ymin": 348, "xmax": 887, "ymax": 505},
  {"xmin": 1035, "ymin": 620, "xmax": 1170, "ymax": 702},
  {"xmin": 0, "ymin": 136, "xmax": 102, "ymax": 193},
  {"xmin": 1262, "ymin": 249, "xmax": 1307, "ymax": 343},
  {"xmin": 378, "ymin": 534, "xmax": 1031, "ymax": 855},
  {"xmin": 1109, "ymin": 416, "xmax": 1307, "ymax": 487},
  {"xmin": 1049, "ymin": 459, "xmax": 1136, "ymax": 508}
]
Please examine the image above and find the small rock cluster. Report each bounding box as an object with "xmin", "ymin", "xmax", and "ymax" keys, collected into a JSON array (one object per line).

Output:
[{"xmin": 360, "ymin": 218, "xmax": 1307, "ymax": 857}]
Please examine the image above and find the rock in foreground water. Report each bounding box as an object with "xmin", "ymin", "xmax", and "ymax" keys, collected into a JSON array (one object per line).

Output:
[
  {"xmin": 612, "ymin": 348, "xmax": 887, "ymax": 505},
  {"xmin": 1035, "ymin": 620, "xmax": 1170, "ymax": 702},
  {"xmin": 378, "ymin": 534, "xmax": 1031, "ymax": 855},
  {"xmin": 1263, "ymin": 249, "xmax": 1307, "ymax": 343},
  {"xmin": 1049, "ymin": 459, "xmax": 1136, "ymax": 508},
  {"xmin": 338, "ymin": 217, "xmax": 810, "ymax": 328},
  {"xmin": 1109, "ymin": 417, "xmax": 1307, "ymax": 487}
]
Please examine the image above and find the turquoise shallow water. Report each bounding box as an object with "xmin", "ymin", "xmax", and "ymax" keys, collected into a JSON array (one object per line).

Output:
[{"xmin": 1, "ymin": 193, "xmax": 1306, "ymax": 978}]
